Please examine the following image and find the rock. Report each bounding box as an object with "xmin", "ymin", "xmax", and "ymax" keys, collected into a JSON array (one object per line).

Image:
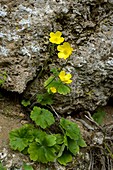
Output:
[
  {"xmin": 108, "ymin": 0, "xmax": 113, "ymax": 4},
  {"xmin": 0, "ymin": 0, "xmax": 113, "ymax": 113}
]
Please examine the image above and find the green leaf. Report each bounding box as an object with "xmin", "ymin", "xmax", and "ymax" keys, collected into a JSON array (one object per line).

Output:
[
  {"xmin": 28, "ymin": 132, "xmax": 57, "ymax": 163},
  {"xmin": 56, "ymin": 135, "xmax": 69, "ymax": 158},
  {"xmin": 44, "ymin": 76, "xmax": 55, "ymax": 88},
  {"xmin": 37, "ymin": 93, "xmax": 53, "ymax": 105},
  {"xmin": 9, "ymin": 124, "xmax": 34, "ymax": 151},
  {"xmin": 30, "ymin": 106, "xmax": 55, "ymax": 129},
  {"xmin": 0, "ymin": 162, "xmax": 6, "ymax": 170},
  {"xmin": 35, "ymin": 133, "xmax": 56, "ymax": 147},
  {"xmin": 50, "ymin": 68, "xmax": 59, "ymax": 76},
  {"xmin": 34, "ymin": 130, "xmax": 57, "ymax": 147},
  {"xmin": 33, "ymin": 129, "xmax": 47, "ymax": 142},
  {"xmin": 44, "ymin": 77, "xmax": 70, "ymax": 95},
  {"xmin": 21, "ymin": 100, "xmax": 31, "ymax": 107},
  {"xmin": 45, "ymin": 79, "xmax": 60, "ymax": 92},
  {"xmin": 57, "ymin": 151, "xmax": 72, "ymax": 166},
  {"xmin": 58, "ymin": 84, "xmax": 70, "ymax": 95},
  {"xmin": 44, "ymin": 147, "xmax": 56, "ymax": 162},
  {"xmin": 23, "ymin": 163, "xmax": 34, "ymax": 170},
  {"xmin": 28, "ymin": 142, "xmax": 45, "ymax": 161},
  {"xmin": 55, "ymin": 134, "xmax": 64, "ymax": 144},
  {"xmin": 63, "ymin": 134, "xmax": 68, "ymax": 147},
  {"xmin": 28, "ymin": 142, "xmax": 56, "ymax": 163},
  {"xmin": 44, "ymin": 134, "xmax": 56, "ymax": 146},
  {"xmin": 0, "ymin": 72, "xmax": 7, "ymax": 86},
  {"xmin": 53, "ymin": 134, "xmax": 63, "ymax": 154},
  {"xmin": 57, "ymin": 144, "xmax": 65, "ymax": 158},
  {"xmin": 60, "ymin": 118, "xmax": 80, "ymax": 140},
  {"xmin": 78, "ymin": 137, "xmax": 87, "ymax": 147},
  {"xmin": 92, "ymin": 108, "xmax": 106, "ymax": 125},
  {"xmin": 68, "ymin": 138, "xmax": 79, "ymax": 155}
]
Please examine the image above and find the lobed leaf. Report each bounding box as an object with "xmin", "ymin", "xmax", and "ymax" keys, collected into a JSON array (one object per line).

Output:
[
  {"xmin": 35, "ymin": 133, "xmax": 56, "ymax": 147},
  {"xmin": 37, "ymin": 93, "xmax": 53, "ymax": 105},
  {"xmin": 57, "ymin": 144, "xmax": 65, "ymax": 158},
  {"xmin": 50, "ymin": 68, "xmax": 59, "ymax": 76},
  {"xmin": 44, "ymin": 76, "xmax": 55, "ymax": 88},
  {"xmin": 57, "ymin": 84, "xmax": 70, "ymax": 95},
  {"xmin": 60, "ymin": 118, "xmax": 80, "ymax": 140},
  {"xmin": 44, "ymin": 135, "xmax": 56, "ymax": 146},
  {"xmin": 55, "ymin": 134, "xmax": 64, "ymax": 145},
  {"xmin": 30, "ymin": 106, "xmax": 55, "ymax": 129},
  {"xmin": 28, "ymin": 142, "xmax": 56, "ymax": 163},
  {"xmin": 78, "ymin": 137, "xmax": 87, "ymax": 147},
  {"xmin": 21, "ymin": 100, "xmax": 31, "ymax": 107},
  {"xmin": 9, "ymin": 124, "xmax": 34, "ymax": 152},
  {"xmin": 68, "ymin": 138, "xmax": 79, "ymax": 155},
  {"xmin": 57, "ymin": 151, "xmax": 72, "ymax": 166},
  {"xmin": 28, "ymin": 131, "xmax": 57, "ymax": 163}
]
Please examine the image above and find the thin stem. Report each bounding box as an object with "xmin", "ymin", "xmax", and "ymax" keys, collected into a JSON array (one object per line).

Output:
[{"xmin": 50, "ymin": 105, "xmax": 60, "ymax": 118}]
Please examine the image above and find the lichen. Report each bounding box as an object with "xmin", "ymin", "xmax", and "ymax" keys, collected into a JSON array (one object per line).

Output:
[
  {"xmin": 0, "ymin": 46, "xmax": 10, "ymax": 56},
  {"xmin": 0, "ymin": 0, "xmax": 113, "ymax": 113}
]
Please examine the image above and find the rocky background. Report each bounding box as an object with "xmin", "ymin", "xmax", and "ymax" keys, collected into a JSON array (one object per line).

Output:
[
  {"xmin": 1, "ymin": 0, "xmax": 113, "ymax": 114},
  {"xmin": 0, "ymin": 0, "xmax": 113, "ymax": 169}
]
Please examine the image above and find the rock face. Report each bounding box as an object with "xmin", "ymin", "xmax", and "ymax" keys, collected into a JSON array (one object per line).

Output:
[{"xmin": 0, "ymin": 0, "xmax": 113, "ymax": 113}]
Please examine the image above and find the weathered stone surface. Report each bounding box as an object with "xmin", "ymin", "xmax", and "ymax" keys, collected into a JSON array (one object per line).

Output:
[{"xmin": 0, "ymin": 0, "xmax": 113, "ymax": 113}]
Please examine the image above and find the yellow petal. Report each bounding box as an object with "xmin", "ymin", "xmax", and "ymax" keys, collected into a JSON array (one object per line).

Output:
[
  {"xmin": 58, "ymin": 37, "xmax": 64, "ymax": 44},
  {"xmin": 50, "ymin": 32, "xmax": 55, "ymax": 37},
  {"xmin": 58, "ymin": 52, "xmax": 66, "ymax": 59},
  {"xmin": 65, "ymin": 79, "xmax": 72, "ymax": 84},
  {"xmin": 66, "ymin": 73, "xmax": 72, "ymax": 79},
  {"xmin": 56, "ymin": 31, "xmax": 62, "ymax": 37},
  {"xmin": 50, "ymin": 87, "xmax": 57, "ymax": 93},
  {"xmin": 59, "ymin": 71, "xmax": 65, "ymax": 80},
  {"xmin": 49, "ymin": 37, "xmax": 56, "ymax": 43},
  {"xmin": 57, "ymin": 45, "xmax": 63, "ymax": 51}
]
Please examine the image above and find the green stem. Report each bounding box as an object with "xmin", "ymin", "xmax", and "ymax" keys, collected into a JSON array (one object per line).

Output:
[{"xmin": 44, "ymin": 59, "xmax": 69, "ymax": 89}]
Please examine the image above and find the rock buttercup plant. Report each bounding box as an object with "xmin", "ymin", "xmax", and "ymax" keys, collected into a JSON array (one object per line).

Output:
[
  {"xmin": 45, "ymin": 31, "xmax": 73, "ymax": 94},
  {"xmin": 9, "ymin": 31, "xmax": 86, "ymax": 166}
]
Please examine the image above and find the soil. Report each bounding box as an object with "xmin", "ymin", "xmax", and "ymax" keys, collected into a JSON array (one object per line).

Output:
[
  {"xmin": 0, "ymin": 92, "xmax": 22, "ymax": 148},
  {"xmin": 0, "ymin": 114, "xmax": 22, "ymax": 147}
]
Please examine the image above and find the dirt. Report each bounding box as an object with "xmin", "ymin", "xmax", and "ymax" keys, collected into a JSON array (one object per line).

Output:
[
  {"xmin": 0, "ymin": 114, "xmax": 22, "ymax": 147},
  {"xmin": 0, "ymin": 91, "xmax": 24, "ymax": 149}
]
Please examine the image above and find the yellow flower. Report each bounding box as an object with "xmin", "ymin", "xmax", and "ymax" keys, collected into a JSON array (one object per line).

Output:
[
  {"xmin": 57, "ymin": 42, "xmax": 73, "ymax": 59},
  {"xmin": 59, "ymin": 71, "xmax": 72, "ymax": 84},
  {"xmin": 49, "ymin": 31, "xmax": 64, "ymax": 44},
  {"xmin": 50, "ymin": 87, "xmax": 57, "ymax": 93}
]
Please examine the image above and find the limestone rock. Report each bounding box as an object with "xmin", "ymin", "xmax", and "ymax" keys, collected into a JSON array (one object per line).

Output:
[{"xmin": 0, "ymin": 0, "xmax": 113, "ymax": 113}]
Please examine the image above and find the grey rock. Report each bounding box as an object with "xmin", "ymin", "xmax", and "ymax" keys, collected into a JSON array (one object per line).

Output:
[
  {"xmin": 108, "ymin": 0, "xmax": 113, "ymax": 4},
  {"xmin": 0, "ymin": 0, "xmax": 113, "ymax": 113}
]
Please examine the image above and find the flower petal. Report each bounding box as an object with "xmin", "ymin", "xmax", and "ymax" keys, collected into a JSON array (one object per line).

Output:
[
  {"xmin": 49, "ymin": 31, "xmax": 64, "ymax": 44},
  {"xmin": 50, "ymin": 32, "xmax": 55, "ymax": 37},
  {"xmin": 65, "ymin": 79, "xmax": 72, "ymax": 84},
  {"xmin": 59, "ymin": 70, "xmax": 65, "ymax": 77},
  {"xmin": 50, "ymin": 87, "xmax": 57, "ymax": 93},
  {"xmin": 58, "ymin": 52, "xmax": 67, "ymax": 59},
  {"xmin": 66, "ymin": 73, "xmax": 72, "ymax": 79},
  {"xmin": 57, "ymin": 45, "xmax": 63, "ymax": 51},
  {"xmin": 56, "ymin": 31, "xmax": 62, "ymax": 37}
]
